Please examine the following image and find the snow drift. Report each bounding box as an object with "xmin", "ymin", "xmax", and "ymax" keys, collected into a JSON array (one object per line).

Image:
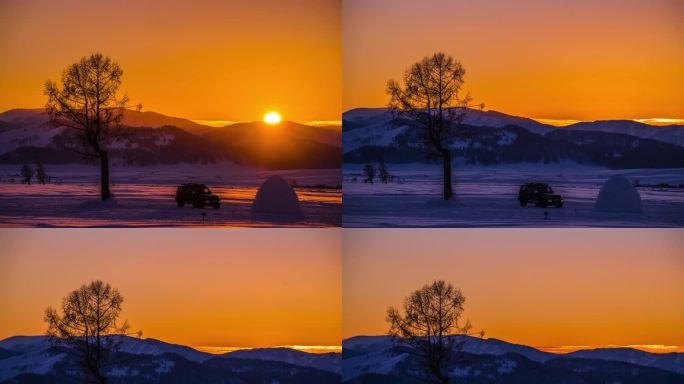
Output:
[
  {"xmin": 593, "ymin": 175, "xmax": 642, "ymax": 213},
  {"xmin": 250, "ymin": 175, "xmax": 304, "ymax": 220}
]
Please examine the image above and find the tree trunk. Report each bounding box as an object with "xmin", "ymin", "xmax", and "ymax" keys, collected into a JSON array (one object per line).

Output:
[
  {"xmin": 442, "ymin": 149, "xmax": 453, "ymax": 200},
  {"xmin": 94, "ymin": 372, "xmax": 108, "ymax": 384},
  {"xmin": 99, "ymin": 150, "xmax": 111, "ymax": 201},
  {"xmin": 430, "ymin": 365, "xmax": 450, "ymax": 384},
  {"xmin": 93, "ymin": 366, "xmax": 108, "ymax": 384}
]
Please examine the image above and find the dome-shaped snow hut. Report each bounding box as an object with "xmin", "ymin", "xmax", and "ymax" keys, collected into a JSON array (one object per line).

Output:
[
  {"xmin": 250, "ymin": 175, "xmax": 304, "ymax": 220},
  {"xmin": 593, "ymin": 175, "xmax": 642, "ymax": 213}
]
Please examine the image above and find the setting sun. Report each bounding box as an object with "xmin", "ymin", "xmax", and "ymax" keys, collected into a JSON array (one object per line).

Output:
[{"xmin": 264, "ymin": 112, "xmax": 282, "ymax": 125}]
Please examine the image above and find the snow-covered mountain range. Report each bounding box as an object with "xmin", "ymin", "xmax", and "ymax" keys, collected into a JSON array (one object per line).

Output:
[
  {"xmin": 0, "ymin": 108, "xmax": 341, "ymax": 169},
  {"xmin": 343, "ymin": 335, "xmax": 684, "ymax": 383},
  {"xmin": 343, "ymin": 108, "xmax": 684, "ymax": 169},
  {"xmin": 0, "ymin": 335, "xmax": 340, "ymax": 384}
]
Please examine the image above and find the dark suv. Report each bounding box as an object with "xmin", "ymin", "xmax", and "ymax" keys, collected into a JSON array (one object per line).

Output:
[
  {"xmin": 518, "ymin": 183, "xmax": 563, "ymax": 208},
  {"xmin": 175, "ymin": 184, "xmax": 221, "ymax": 209}
]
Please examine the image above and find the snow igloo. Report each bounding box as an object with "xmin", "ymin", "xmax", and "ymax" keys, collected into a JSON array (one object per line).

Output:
[
  {"xmin": 250, "ymin": 175, "xmax": 304, "ymax": 221},
  {"xmin": 593, "ymin": 175, "xmax": 642, "ymax": 213}
]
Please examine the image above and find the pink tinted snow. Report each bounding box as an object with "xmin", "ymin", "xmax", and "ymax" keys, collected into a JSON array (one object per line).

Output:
[{"xmin": 0, "ymin": 164, "xmax": 340, "ymax": 227}]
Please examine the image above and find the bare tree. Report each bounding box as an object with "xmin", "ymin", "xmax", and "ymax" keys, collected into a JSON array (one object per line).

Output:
[
  {"xmin": 387, "ymin": 52, "xmax": 481, "ymax": 200},
  {"xmin": 45, "ymin": 280, "xmax": 140, "ymax": 384},
  {"xmin": 378, "ymin": 158, "xmax": 390, "ymax": 184},
  {"xmin": 387, "ymin": 280, "xmax": 482, "ymax": 384},
  {"xmin": 20, "ymin": 164, "xmax": 34, "ymax": 184},
  {"xmin": 45, "ymin": 53, "xmax": 137, "ymax": 201},
  {"xmin": 35, "ymin": 157, "xmax": 47, "ymax": 184},
  {"xmin": 363, "ymin": 163, "xmax": 377, "ymax": 184}
]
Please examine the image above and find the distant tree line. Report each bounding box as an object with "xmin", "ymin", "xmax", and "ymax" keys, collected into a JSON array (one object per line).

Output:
[
  {"xmin": 19, "ymin": 158, "xmax": 48, "ymax": 184},
  {"xmin": 363, "ymin": 158, "xmax": 391, "ymax": 184}
]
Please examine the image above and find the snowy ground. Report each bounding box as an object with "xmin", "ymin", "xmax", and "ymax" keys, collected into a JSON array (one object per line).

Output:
[
  {"xmin": 0, "ymin": 163, "xmax": 341, "ymax": 227},
  {"xmin": 343, "ymin": 163, "xmax": 684, "ymax": 227}
]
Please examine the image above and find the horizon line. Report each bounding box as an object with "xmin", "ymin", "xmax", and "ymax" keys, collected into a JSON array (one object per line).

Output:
[
  {"xmin": 0, "ymin": 334, "xmax": 341, "ymax": 355},
  {"xmin": 193, "ymin": 345, "xmax": 342, "ymax": 354},
  {"xmin": 191, "ymin": 119, "xmax": 343, "ymax": 127},
  {"xmin": 0, "ymin": 106, "xmax": 342, "ymax": 128},
  {"xmin": 533, "ymin": 117, "xmax": 684, "ymax": 127},
  {"xmin": 538, "ymin": 344, "xmax": 684, "ymax": 354},
  {"xmin": 3, "ymin": 106, "xmax": 681, "ymax": 127},
  {"xmin": 341, "ymin": 106, "xmax": 684, "ymax": 127},
  {"xmin": 343, "ymin": 335, "xmax": 683, "ymax": 354},
  {"xmin": 4, "ymin": 333, "xmax": 680, "ymax": 354}
]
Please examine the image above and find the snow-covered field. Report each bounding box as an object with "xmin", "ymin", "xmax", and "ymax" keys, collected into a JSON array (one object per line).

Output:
[
  {"xmin": 343, "ymin": 163, "xmax": 684, "ymax": 227},
  {"xmin": 0, "ymin": 163, "xmax": 341, "ymax": 227}
]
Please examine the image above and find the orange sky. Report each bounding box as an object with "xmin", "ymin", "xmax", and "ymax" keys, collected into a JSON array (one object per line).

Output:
[
  {"xmin": 343, "ymin": 0, "xmax": 683, "ymax": 123},
  {"xmin": 0, "ymin": 229, "xmax": 341, "ymax": 351},
  {"xmin": 0, "ymin": 0, "xmax": 341, "ymax": 123},
  {"xmin": 343, "ymin": 229, "xmax": 684, "ymax": 353}
]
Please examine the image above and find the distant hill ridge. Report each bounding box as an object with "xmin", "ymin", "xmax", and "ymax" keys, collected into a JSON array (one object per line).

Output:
[
  {"xmin": 0, "ymin": 108, "xmax": 211, "ymax": 134},
  {"xmin": 342, "ymin": 334, "xmax": 684, "ymax": 383},
  {"xmin": 343, "ymin": 107, "xmax": 684, "ymax": 145},
  {"xmin": 0, "ymin": 108, "xmax": 341, "ymax": 169},
  {"xmin": 342, "ymin": 108, "xmax": 684, "ymax": 168},
  {"xmin": 0, "ymin": 335, "xmax": 341, "ymax": 383}
]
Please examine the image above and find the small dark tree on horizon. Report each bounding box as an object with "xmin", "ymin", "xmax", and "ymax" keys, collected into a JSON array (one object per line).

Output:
[
  {"xmin": 363, "ymin": 163, "xmax": 377, "ymax": 184},
  {"xmin": 387, "ymin": 52, "xmax": 481, "ymax": 200},
  {"xmin": 387, "ymin": 280, "xmax": 483, "ymax": 384},
  {"xmin": 20, "ymin": 164, "xmax": 34, "ymax": 184},
  {"xmin": 45, "ymin": 53, "xmax": 138, "ymax": 201},
  {"xmin": 35, "ymin": 157, "xmax": 47, "ymax": 184},
  {"xmin": 378, "ymin": 158, "xmax": 390, "ymax": 184},
  {"xmin": 45, "ymin": 280, "xmax": 141, "ymax": 384}
]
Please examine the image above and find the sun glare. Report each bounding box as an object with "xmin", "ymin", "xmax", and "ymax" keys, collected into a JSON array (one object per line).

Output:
[{"xmin": 264, "ymin": 112, "xmax": 282, "ymax": 125}]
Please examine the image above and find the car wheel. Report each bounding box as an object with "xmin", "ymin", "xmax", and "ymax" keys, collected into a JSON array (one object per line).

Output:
[
  {"xmin": 540, "ymin": 202, "xmax": 547, "ymax": 208},
  {"xmin": 213, "ymin": 204, "xmax": 220, "ymax": 210},
  {"xmin": 177, "ymin": 200, "xmax": 184, "ymax": 207},
  {"xmin": 519, "ymin": 199, "xmax": 526, "ymax": 207},
  {"xmin": 556, "ymin": 202, "xmax": 563, "ymax": 208}
]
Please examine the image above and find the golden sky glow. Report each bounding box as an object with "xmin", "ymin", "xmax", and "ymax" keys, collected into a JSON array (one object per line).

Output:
[
  {"xmin": 0, "ymin": 0, "xmax": 341, "ymax": 123},
  {"xmin": 343, "ymin": 229, "xmax": 684, "ymax": 353},
  {"xmin": 343, "ymin": 0, "xmax": 683, "ymax": 122},
  {"xmin": 0, "ymin": 229, "xmax": 341, "ymax": 351}
]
